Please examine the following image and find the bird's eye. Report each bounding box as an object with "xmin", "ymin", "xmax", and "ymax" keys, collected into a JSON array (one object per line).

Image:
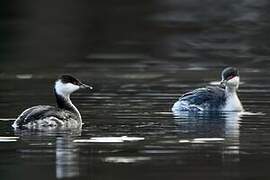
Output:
[{"xmin": 227, "ymin": 75, "xmax": 235, "ymax": 80}]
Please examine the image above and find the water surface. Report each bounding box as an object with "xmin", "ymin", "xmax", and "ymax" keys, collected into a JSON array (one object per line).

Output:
[{"xmin": 1, "ymin": 0, "xmax": 270, "ymax": 180}]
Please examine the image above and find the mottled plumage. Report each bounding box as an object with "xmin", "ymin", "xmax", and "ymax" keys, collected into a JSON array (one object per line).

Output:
[
  {"xmin": 172, "ymin": 67, "xmax": 243, "ymax": 112},
  {"xmin": 14, "ymin": 105, "xmax": 79, "ymax": 128},
  {"xmin": 175, "ymin": 86, "xmax": 226, "ymax": 111},
  {"xmin": 13, "ymin": 75, "xmax": 92, "ymax": 130}
]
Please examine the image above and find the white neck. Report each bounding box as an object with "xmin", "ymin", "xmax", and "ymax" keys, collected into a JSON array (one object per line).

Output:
[
  {"xmin": 224, "ymin": 86, "xmax": 243, "ymax": 112},
  {"xmin": 225, "ymin": 86, "xmax": 237, "ymax": 95}
]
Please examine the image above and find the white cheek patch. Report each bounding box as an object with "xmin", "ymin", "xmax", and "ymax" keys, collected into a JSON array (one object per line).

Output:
[
  {"xmin": 55, "ymin": 81, "xmax": 80, "ymax": 96},
  {"xmin": 65, "ymin": 83, "xmax": 80, "ymax": 93}
]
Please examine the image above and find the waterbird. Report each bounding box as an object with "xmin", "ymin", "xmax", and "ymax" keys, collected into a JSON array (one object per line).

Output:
[
  {"xmin": 12, "ymin": 75, "xmax": 93, "ymax": 129},
  {"xmin": 172, "ymin": 67, "xmax": 243, "ymax": 112}
]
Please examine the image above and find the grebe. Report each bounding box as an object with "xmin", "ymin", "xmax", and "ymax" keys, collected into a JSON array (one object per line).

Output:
[
  {"xmin": 172, "ymin": 67, "xmax": 243, "ymax": 112},
  {"xmin": 12, "ymin": 75, "xmax": 92, "ymax": 129}
]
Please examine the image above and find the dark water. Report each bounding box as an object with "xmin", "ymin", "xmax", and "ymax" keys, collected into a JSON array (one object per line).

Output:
[{"xmin": 1, "ymin": 0, "xmax": 270, "ymax": 180}]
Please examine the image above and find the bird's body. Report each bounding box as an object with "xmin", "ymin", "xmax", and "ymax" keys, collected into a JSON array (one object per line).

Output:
[
  {"xmin": 13, "ymin": 105, "xmax": 80, "ymax": 129},
  {"xmin": 172, "ymin": 67, "xmax": 243, "ymax": 112},
  {"xmin": 172, "ymin": 86, "xmax": 226, "ymax": 111},
  {"xmin": 12, "ymin": 75, "xmax": 92, "ymax": 130}
]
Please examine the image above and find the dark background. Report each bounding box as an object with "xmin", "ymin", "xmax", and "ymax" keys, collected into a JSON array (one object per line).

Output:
[
  {"xmin": 1, "ymin": 0, "xmax": 270, "ymax": 73},
  {"xmin": 1, "ymin": 1, "xmax": 270, "ymax": 180}
]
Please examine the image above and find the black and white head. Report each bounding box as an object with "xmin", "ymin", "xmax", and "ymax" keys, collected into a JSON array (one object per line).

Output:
[
  {"xmin": 54, "ymin": 75, "xmax": 93, "ymax": 97},
  {"xmin": 220, "ymin": 67, "xmax": 240, "ymax": 89}
]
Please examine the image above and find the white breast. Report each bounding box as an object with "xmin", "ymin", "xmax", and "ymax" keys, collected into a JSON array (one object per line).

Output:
[{"xmin": 223, "ymin": 93, "xmax": 243, "ymax": 112}]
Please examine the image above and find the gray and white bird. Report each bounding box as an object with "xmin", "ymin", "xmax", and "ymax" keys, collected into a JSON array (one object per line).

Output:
[
  {"xmin": 12, "ymin": 75, "xmax": 93, "ymax": 129},
  {"xmin": 172, "ymin": 67, "xmax": 243, "ymax": 112}
]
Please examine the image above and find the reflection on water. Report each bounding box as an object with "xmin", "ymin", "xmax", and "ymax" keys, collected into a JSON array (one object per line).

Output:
[
  {"xmin": 0, "ymin": 69, "xmax": 269, "ymax": 180},
  {"xmin": 1, "ymin": 0, "xmax": 270, "ymax": 179},
  {"xmin": 173, "ymin": 112, "xmax": 241, "ymax": 162},
  {"xmin": 73, "ymin": 136, "xmax": 144, "ymax": 143},
  {"xmin": 103, "ymin": 156, "xmax": 151, "ymax": 163},
  {"xmin": 56, "ymin": 137, "xmax": 79, "ymax": 179},
  {"xmin": 0, "ymin": 136, "xmax": 19, "ymax": 142}
]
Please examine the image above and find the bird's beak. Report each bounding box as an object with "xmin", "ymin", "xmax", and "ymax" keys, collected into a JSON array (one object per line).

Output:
[{"xmin": 80, "ymin": 83, "xmax": 93, "ymax": 90}]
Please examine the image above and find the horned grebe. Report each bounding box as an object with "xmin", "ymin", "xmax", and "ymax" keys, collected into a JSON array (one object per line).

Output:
[
  {"xmin": 12, "ymin": 75, "xmax": 92, "ymax": 129},
  {"xmin": 172, "ymin": 67, "xmax": 243, "ymax": 112}
]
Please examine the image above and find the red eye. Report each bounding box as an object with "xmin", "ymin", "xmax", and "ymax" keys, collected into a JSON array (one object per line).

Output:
[{"xmin": 227, "ymin": 75, "xmax": 235, "ymax": 80}]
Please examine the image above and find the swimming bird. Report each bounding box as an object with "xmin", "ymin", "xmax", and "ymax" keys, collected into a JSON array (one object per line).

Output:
[
  {"xmin": 172, "ymin": 67, "xmax": 243, "ymax": 112},
  {"xmin": 12, "ymin": 75, "xmax": 92, "ymax": 129}
]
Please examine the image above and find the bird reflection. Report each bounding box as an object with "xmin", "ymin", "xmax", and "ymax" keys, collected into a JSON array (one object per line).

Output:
[
  {"xmin": 173, "ymin": 111, "xmax": 242, "ymax": 162},
  {"xmin": 14, "ymin": 129, "xmax": 82, "ymax": 179},
  {"xmin": 56, "ymin": 137, "xmax": 80, "ymax": 179}
]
